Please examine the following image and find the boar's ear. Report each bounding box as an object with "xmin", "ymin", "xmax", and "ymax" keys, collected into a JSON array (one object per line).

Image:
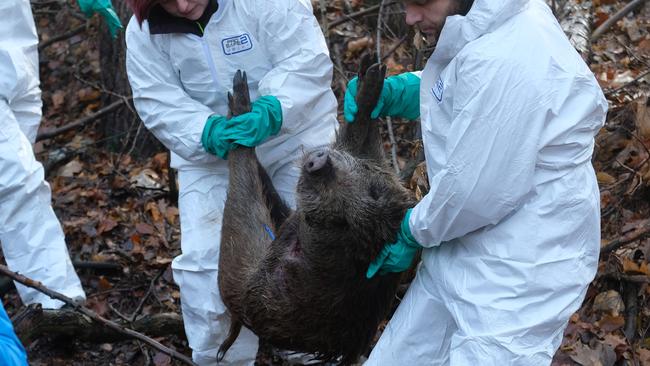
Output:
[{"xmin": 337, "ymin": 55, "xmax": 387, "ymax": 161}]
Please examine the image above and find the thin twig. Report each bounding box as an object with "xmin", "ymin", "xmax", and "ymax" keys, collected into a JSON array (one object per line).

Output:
[
  {"xmin": 73, "ymin": 73, "xmax": 137, "ymax": 115},
  {"xmin": 36, "ymin": 99, "xmax": 128, "ymax": 142},
  {"xmin": 109, "ymin": 302, "xmax": 132, "ymax": 323},
  {"xmin": 605, "ymin": 68, "xmax": 650, "ymax": 96},
  {"xmin": 601, "ymin": 223, "xmax": 650, "ymax": 254},
  {"xmin": 332, "ymin": 43, "xmax": 349, "ymax": 93},
  {"xmin": 0, "ymin": 264, "xmax": 197, "ymax": 366},
  {"xmin": 381, "ymin": 35, "xmax": 410, "ymax": 62},
  {"xmin": 328, "ymin": 2, "xmax": 398, "ymax": 29},
  {"xmin": 591, "ymin": 0, "xmax": 649, "ymax": 41},
  {"xmin": 38, "ymin": 23, "xmax": 88, "ymax": 51},
  {"xmin": 126, "ymin": 119, "xmax": 144, "ymax": 157},
  {"xmin": 131, "ymin": 268, "xmax": 166, "ymax": 322},
  {"xmin": 376, "ymin": 0, "xmax": 388, "ymax": 62},
  {"xmin": 318, "ymin": 0, "xmax": 329, "ymax": 44}
]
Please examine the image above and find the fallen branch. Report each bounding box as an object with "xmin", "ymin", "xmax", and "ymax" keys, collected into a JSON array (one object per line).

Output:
[
  {"xmin": 591, "ymin": 0, "xmax": 648, "ymax": 42},
  {"xmin": 1, "ymin": 260, "xmax": 122, "ymax": 297},
  {"xmin": 598, "ymin": 273, "xmax": 650, "ymax": 284},
  {"xmin": 36, "ymin": 99, "xmax": 128, "ymax": 142},
  {"xmin": 73, "ymin": 260, "xmax": 123, "ymax": 272},
  {"xmin": 12, "ymin": 305, "xmax": 184, "ymax": 345},
  {"xmin": 0, "ymin": 264, "xmax": 196, "ymax": 366}
]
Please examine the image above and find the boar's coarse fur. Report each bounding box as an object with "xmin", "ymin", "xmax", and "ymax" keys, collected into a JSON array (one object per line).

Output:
[{"xmin": 218, "ymin": 58, "xmax": 415, "ymax": 364}]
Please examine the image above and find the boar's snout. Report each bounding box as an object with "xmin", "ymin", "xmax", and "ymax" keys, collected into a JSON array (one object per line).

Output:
[{"xmin": 303, "ymin": 149, "xmax": 331, "ymax": 174}]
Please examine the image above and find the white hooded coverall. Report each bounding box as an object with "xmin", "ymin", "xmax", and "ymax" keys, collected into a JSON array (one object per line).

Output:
[
  {"xmin": 125, "ymin": 0, "xmax": 338, "ymax": 364},
  {"xmin": 0, "ymin": 0, "xmax": 85, "ymax": 309},
  {"xmin": 366, "ymin": 0, "xmax": 607, "ymax": 364}
]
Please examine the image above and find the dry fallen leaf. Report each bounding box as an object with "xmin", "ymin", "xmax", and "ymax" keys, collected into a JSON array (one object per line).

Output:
[
  {"xmin": 569, "ymin": 341, "xmax": 604, "ymax": 366},
  {"xmin": 130, "ymin": 168, "xmax": 163, "ymax": 190},
  {"xmin": 97, "ymin": 218, "xmax": 118, "ymax": 235},
  {"xmin": 51, "ymin": 90, "xmax": 66, "ymax": 110},
  {"xmin": 593, "ymin": 290, "xmax": 625, "ymax": 316},
  {"xmin": 136, "ymin": 222, "xmax": 155, "ymax": 235},
  {"xmin": 57, "ymin": 159, "xmax": 83, "ymax": 178},
  {"xmin": 347, "ymin": 36, "xmax": 372, "ymax": 54},
  {"xmin": 146, "ymin": 201, "xmax": 163, "ymax": 224},
  {"xmin": 153, "ymin": 352, "xmax": 172, "ymax": 366},
  {"xmin": 596, "ymin": 314, "xmax": 626, "ymax": 333},
  {"xmin": 622, "ymin": 258, "xmax": 650, "ymax": 275},
  {"xmin": 597, "ymin": 172, "xmax": 617, "ymax": 185},
  {"xmin": 97, "ymin": 276, "xmax": 113, "ymax": 291}
]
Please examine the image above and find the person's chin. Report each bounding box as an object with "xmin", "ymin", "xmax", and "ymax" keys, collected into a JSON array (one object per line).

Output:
[
  {"xmin": 178, "ymin": 9, "xmax": 200, "ymax": 20},
  {"xmin": 420, "ymin": 31, "xmax": 439, "ymax": 45}
]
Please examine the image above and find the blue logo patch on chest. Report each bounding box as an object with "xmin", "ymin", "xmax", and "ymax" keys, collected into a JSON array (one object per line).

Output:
[
  {"xmin": 221, "ymin": 34, "xmax": 253, "ymax": 55},
  {"xmin": 431, "ymin": 76, "xmax": 444, "ymax": 102}
]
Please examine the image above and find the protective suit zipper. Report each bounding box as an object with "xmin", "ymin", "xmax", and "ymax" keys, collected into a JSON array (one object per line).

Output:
[{"xmin": 195, "ymin": 22, "xmax": 220, "ymax": 93}]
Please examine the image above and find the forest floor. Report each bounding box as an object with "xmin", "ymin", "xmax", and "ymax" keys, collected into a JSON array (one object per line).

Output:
[{"xmin": 1, "ymin": 0, "xmax": 650, "ymax": 365}]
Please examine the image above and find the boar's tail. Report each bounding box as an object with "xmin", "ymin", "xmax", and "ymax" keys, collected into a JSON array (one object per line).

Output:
[{"xmin": 217, "ymin": 317, "xmax": 243, "ymax": 362}]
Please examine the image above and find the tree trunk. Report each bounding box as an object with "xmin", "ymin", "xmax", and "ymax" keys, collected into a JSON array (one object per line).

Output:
[{"xmin": 99, "ymin": 0, "xmax": 163, "ymax": 159}]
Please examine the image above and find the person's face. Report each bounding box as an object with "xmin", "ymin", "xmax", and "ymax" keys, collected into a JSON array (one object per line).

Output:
[
  {"xmin": 158, "ymin": 0, "xmax": 209, "ymax": 20},
  {"xmin": 404, "ymin": 0, "xmax": 462, "ymax": 44}
]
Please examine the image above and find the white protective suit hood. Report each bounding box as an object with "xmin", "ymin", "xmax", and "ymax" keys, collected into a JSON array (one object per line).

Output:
[
  {"xmin": 431, "ymin": 0, "xmax": 529, "ymax": 65},
  {"xmin": 366, "ymin": 0, "xmax": 607, "ymax": 364}
]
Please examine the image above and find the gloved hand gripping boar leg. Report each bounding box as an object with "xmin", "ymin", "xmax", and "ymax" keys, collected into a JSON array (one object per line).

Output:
[{"xmin": 218, "ymin": 57, "xmax": 415, "ymax": 364}]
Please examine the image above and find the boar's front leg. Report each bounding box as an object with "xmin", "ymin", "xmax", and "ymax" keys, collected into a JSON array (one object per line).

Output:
[{"xmin": 217, "ymin": 70, "xmax": 284, "ymax": 361}]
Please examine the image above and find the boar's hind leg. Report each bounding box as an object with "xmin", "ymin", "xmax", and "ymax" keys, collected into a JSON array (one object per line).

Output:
[
  {"xmin": 228, "ymin": 69, "xmax": 290, "ymax": 229},
  {"xmin": 338, "ymin": 55, "xmax": 386, "ymax": 160},
  {"xmin": 218, "ymin": 70, "xmax": 280, "ymax": 361}
]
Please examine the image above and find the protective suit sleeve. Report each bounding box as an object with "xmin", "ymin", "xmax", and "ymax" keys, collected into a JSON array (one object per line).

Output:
[
  {"xmin": 410, "ymin": 56, "xmax": 551, "ymax": 247},
  {"xmin": 125, "ymin": 19, "xmax": 215, "ymax": 163},
  {"xmin": 256, "ymin": 0, "xmax": 335, "ymax": 134}
]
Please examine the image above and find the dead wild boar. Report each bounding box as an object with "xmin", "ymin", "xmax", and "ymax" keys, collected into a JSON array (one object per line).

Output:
[{"xmin": 218, "ymin": 58, "xmax": 415, "ymax": 364}]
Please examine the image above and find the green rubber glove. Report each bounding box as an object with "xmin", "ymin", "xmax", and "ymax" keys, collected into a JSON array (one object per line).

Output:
[
  {"xmin": 201, "ymin": 95, "xmax": 283, "ymax": 159},
  {"xmin": 344, "ymin": 72, "xmax": 421, "ymax": 123},
  {"xmin": 367, "ymin": 209, "xmax": 421, "ymax": 278},
  {"xmin": 77, "ymin": 0, "xmax": 123, "ymax": 38}
]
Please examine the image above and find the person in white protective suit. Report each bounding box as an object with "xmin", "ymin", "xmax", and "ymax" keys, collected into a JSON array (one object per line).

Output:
[
  {"xmin": 0, "ymin": 0, "xmax": 121, "ymax": 309},
  {"xmin": 123, "ymin": 0, "xmax": 338, "ymax": 364},
  {"xmin": 344, "ymin": 0, "xmax": 608, "ymax": 364}
]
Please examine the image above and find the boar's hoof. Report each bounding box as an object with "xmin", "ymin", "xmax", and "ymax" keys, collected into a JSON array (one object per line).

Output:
[{"xmin": 303, "ymin": 149, "xmax": 330, "ymax": 174}]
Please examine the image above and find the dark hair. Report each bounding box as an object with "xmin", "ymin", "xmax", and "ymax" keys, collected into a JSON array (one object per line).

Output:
[
  {"xmin": 458, "ymin": 0, "xmax": 474, "ymax": 15},
  {"xmin": 125, "ymin": 0, "xmax": 157, "ymax": 25}
]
